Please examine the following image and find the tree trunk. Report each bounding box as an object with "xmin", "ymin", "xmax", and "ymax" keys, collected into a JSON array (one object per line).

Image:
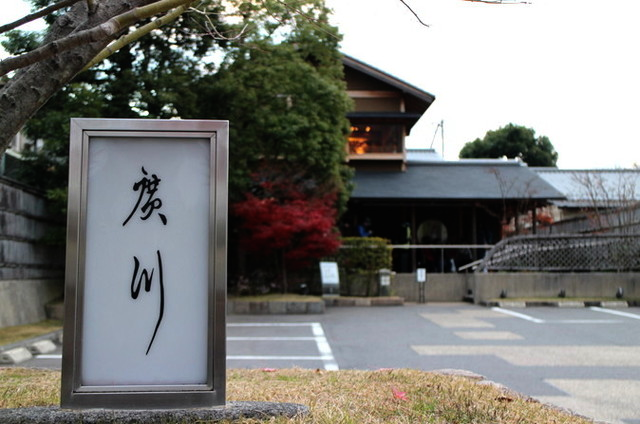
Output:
[
  {"xmin": 281, "ymin": 250, "xmax": 288, "ymax": 294},
  {"xmin": 0, "ymin": 0, "xmax": 157, "ymax": 152}
]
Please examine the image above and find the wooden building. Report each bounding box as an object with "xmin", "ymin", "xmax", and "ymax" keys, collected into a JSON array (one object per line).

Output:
[{"xmin": 340, "ymin": 56, "xmax": 565, "ymax": 272}]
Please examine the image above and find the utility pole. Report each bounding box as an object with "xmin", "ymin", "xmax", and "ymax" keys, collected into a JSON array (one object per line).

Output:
[{"xmin": 430, "ymin": 120, "xmax": 444, "ymax": 159}]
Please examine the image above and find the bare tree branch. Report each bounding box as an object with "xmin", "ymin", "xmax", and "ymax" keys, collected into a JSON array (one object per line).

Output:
[
  {"xmin": 398, "ymin": 0, "xmax": 429, "ymax": 27},
  {"xmin": 0, "ymin": 0, "xmax": 83, "ymax": 34},
  {"xmin": 0, "ymin": 0, "xmax": 172, "ymax": 151},
  {"xmin": 188, "ymin": 7, "xmax": 249, "ymax": 41},
  {"xmin": 273, "ymin": 0, "xmax": 342, "ymax": 38},
  {"xmin": 572, "ymin": 171, "xmax": 640, "ymax": 233},
  {"xmin": 0, "ymin": 0, "xmax": 194, "ymax": 77},
  {"xmin": 462, "ymin": 0, "xmax": 532, "ymax": 4},
  {"xmin": 83, "ymin": 3, "xmax": 190, "ymax": 70}
]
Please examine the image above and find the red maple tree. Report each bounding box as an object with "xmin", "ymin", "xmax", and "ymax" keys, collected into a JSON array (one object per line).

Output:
[
  {"xmin": 232, "ymin": 169, "xmax": 342, "ymax": 291},
  {"xmin": 233, "ymin": 193, "xmax": 340, "ymax": 261}
]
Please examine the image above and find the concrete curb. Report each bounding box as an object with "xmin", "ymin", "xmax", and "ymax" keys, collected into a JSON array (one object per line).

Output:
[
  {"xmin": 323, "ymin": 296, "xmax": 405, "ymax": 307},
  {"xmin": 228, "ymin": 300, "xmax": 325, "ymax": 315},
  {"xmin": 0, "ymin": 401, "xmax": 309, "ymax": 423},
  {"xmin": 483, "ymin": 300, "xmax": 633, "ymax": 308},
  {"xmin": 0, "ymin": 347, "xmax": 32, "ymax": 365},
  {"xmin": 228, "ymin": 296, "xmax": 405, "ymax": 314},
  {"xmin": 28, "ymin": 340, "xmax": 57, "ymax": 355},
  {"xmin": 0, "ymin": 329, "xmax": 62, "ymax": 365}
]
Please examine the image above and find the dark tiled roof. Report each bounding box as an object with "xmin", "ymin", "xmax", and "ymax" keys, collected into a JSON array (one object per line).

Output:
[
  {"xmin": 351, "ymin": 161, "xmax": 565, "ymax": 200},
  {"xmin": 342, "ymin": 55, "xmax": 436, "ymax": 106},
  {"xmin": 532, "ymin": 168, "xmax": 640, "ymax": 207}
]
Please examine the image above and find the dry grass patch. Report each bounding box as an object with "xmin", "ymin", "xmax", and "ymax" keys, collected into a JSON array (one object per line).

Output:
[
  {"xmin": 0, "ymin": 368, "xmax": 59, "ymax": 408},
  {"xmin": 1, "ymin": 368, "xmax": 594, "ymax": 423},
  {"xmin": 0, "ymin": 320, "xmax": 62, "ymax": 347},
  {"xmin": 227, "ymin": 368, "xmax": 593, "ymax": 424}
]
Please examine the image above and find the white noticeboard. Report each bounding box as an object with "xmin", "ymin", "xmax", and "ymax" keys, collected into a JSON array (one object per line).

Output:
[
  {"xmin": 416, "ymin": 268, "xmax": 427, "ymax": 283},
  {"xmin": 61, "ymin": 119, "xmax": 227, "ymax": 409},
  {"xmin": 319, "ymin": 261, "xmax": 340, "ymax": 285}
]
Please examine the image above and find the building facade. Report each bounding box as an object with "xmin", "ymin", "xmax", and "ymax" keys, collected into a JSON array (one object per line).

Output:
[{"xmin": 340, "ymin": 56, "xmax": 565, "ymax": 272}]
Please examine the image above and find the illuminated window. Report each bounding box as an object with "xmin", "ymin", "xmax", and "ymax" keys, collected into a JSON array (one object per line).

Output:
[{"xmin": 348, "ymin": 124, "xmax": 403, "ymax": 155}]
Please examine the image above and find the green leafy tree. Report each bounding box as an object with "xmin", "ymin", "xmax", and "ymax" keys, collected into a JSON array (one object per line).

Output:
[
  {"xmin": 1, "ymin": 1, "xmax": 225, "ymax": 195},
  {"xmin": 459, "ymin": 123, "xmax": 558, "ymax": 167},
  {"xmin": 4, "ymin": 0, "xmax": 353, "ymax": 283},
  {"xmin": 0, "ymin": 0, "xmax": 330, "ymax": 151},
  {"xmin": 4, "ymin": 0, "xmax": 337, "ymax": 190},
  {"xmin": 0, "ymin": 0, "xmax": 201, "ymax": 151},
  {"xmin": 196, "ymin": 12, "xmax": 352, "ymax": 208},
  {"xmin": 195, "ymin": 9, "xmax": 353, "ymax": 291}
]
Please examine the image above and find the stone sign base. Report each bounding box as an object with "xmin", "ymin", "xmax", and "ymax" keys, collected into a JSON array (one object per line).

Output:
[{"xmin": 0, "ymin": 401, "xmax": 309, "ymax": 423}]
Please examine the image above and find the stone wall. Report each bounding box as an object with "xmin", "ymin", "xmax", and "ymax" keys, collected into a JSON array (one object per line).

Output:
[
  {"xmin": 0, "ymin": 178, "xmax": 64, "ymax": 327},
  {"xmin": 390, "ymin": 273, "xmax": 470, "ymax": 302},
  {"xmin": 390, "ymin": 271, "xmax": 639, "ymax": 304},
  {"xmin": 0, "ymin": 279, "xmax": 63, "ymax": 326},
  {"xmin": 470, "ymin": 272, "xmax": 639, "ymax": 304}
]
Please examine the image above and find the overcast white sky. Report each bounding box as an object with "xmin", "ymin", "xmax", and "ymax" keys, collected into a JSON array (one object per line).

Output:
[
  {"xmin": 326, "ymin": 0, "xmax": 640, "ymax": 169},
  {"xmin": 3, "ymin": 0, "xmax": 640, "ymax": 169}
]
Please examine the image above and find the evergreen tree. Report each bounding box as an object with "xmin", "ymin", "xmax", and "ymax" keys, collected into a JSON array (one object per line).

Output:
[
  {"xmin": 4, "ymin": 1, "xmax": 352, "ymax": 289},
  {"xmin": 198, "ymin": 34, "xmax": 352, "ymax": 205},
  {"xmin": 197, "ymin": 8, "xmax": 353, "ymax": 291},
  {"xmin": 459, "ymin": 123, "xmax": 558, "ymax": 167}
]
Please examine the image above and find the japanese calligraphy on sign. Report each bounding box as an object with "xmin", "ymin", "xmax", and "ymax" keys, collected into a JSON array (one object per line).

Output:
[
  {"xmin": 123, "ymin": 166, "xmax": 167, "ymax": 355},
  {"xmin": 123, "ymin": 167, "xmax": 167, "ymax": 226}
]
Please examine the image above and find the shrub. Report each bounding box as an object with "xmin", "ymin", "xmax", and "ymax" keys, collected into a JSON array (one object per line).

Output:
[
  {"xmin": 336, "ymin": 237, "xmax": 392, "ymax": 296},
  {"xmin": 337, "ymin": 237, "xmax": 392, "ymax": 272}
]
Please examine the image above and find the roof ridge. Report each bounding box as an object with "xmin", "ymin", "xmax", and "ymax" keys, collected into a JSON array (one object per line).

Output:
[{"xmin": 534, "ymin": 168, "xmax": 640, "ymax": 173}]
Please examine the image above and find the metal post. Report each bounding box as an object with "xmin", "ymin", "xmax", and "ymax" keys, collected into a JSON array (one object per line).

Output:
[{"xmin": 416, "ymin": 268, "xmax": 426, "ymax": 304}]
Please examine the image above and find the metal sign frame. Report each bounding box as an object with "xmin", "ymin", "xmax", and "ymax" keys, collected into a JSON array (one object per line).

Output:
[{"xmin": 61, "ymin": 118, "xmax": 228, "ymax": 409}]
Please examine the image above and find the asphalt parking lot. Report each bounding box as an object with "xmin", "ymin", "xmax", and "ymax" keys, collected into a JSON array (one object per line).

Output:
[
  {"xmin": 9, "ymin": 303, "xmax": 640, "ymax": 424},
  {"xmin": 227, "ymin": 322, "xmax": 338, "ymax": 371}
]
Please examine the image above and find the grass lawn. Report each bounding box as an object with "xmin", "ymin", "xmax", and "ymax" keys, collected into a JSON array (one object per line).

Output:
[
  {"xmin": 0, "ymin": 368, "xmax": 594, "ymax": 423},
  {"xmin": 0, "ymin": 320, "xmax": 62, "ymax": 347}
]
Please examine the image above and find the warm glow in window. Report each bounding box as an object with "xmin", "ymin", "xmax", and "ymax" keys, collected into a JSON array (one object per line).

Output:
[{"xmin": 348, "ymin": 124, "xmax": 403, "ymax": 155}]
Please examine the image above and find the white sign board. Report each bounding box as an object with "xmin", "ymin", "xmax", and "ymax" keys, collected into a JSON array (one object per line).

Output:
[
  {"xmin": 61, "ymin": 119, "xmax": 227, "ymax": 409},
  {"xmin": 319, "ymin": 262, "xmax": 340, "ymax": 285},
  {"xmin": 416, "ymin": 268, "xmax": 427, "ymax": 283}
]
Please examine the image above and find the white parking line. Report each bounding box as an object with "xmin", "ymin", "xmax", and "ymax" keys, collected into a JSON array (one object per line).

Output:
[
  {"xmin": 228, "ymin": 337, "xmax": 316, "ymax": 341},
  {"xmin": 227, "ymin": 322, "xmax": 339, "ymax": 371},
  {"xmin": 492, "ymin": 307, "xmax": 622, "ymax": 324},
  {"xmin": 491, "ymin": 307, "xmax": 544, "ymax": 323},
  {"xmin": 33, "ymin": 323, "xmax": 340, "ymax": 370},
  {"xmin": 590, "ymin": 307, "xmax": 640, "ymax": 320},
  {"xmin": 546, "ymin": 319, "xmax": 620, "ymax": 324},
  {"xmin": 228, "ymin": 355, "xmax": 335, "ymax": 361},
  {"xmin": 228, "ymin": 323, "xmax": 312, "ymax": 327},
  {"xmin": 311, "ymin": 323, "xmax": 339, "ymax": 370}
]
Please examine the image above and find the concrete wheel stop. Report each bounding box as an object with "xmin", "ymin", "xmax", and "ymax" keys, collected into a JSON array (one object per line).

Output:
[{"xmin": 0, "ymin": 401, "xmax": 310, "ymax": 423}]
